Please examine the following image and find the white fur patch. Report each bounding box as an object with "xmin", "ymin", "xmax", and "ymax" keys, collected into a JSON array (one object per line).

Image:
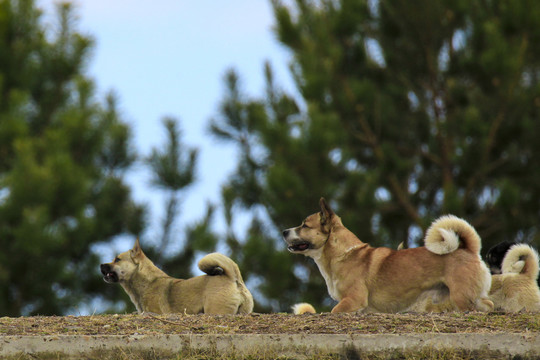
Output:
[
  {"xmin": 509, "ymin": 260, "xmax": 526, "ymax": 274},
  {"xmin": 283, "ymin": 227, "xmax": 301, "ymax": 242},
  {"xmin": 308, "ymin": 248, "xmax": 339, "ymax": 301},
  {"xmin": 439, "ymin": 228, "xmax": 459, "ymax": 244},
  {"xmin": 426, "ymin": 228, "xmax": 459, "ymax": 255},
  {"xmin": 344, "ymin": 244, "xmax": 362, "ymax": 254},
  {"xmin": 424, "ymin": 215, "xmax": 478, "ymax": 255}
]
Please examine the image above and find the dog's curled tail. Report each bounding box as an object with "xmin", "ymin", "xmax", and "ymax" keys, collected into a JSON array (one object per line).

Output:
[
  {"xmin": 198, "ymin": 252, "xmax": 245, "ymax": 283},
  {"xmin": 198, "ymin": 253, "xmax": 254, "ymax": 314},
  {"xmin": 424, "ymin": 215, "xmax": 481, "ymax": 255},
  {"xmin": 502, "ymin": 244, "xmax": 540, "ymax": 279},
  {"xmin": 292, "ymin": 303, "xmax": 316, "ymax": 314}
]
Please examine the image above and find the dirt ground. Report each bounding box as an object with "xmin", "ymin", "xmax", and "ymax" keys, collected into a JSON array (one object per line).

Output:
[{"xmin": 1, "ymin": 312, "xmax": 539, "ymax": 336}]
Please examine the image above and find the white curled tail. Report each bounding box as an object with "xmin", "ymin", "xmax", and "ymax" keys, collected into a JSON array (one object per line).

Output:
[{"xmin": 424, "ymin": 215, "xmax": 481, "ymax": 255}]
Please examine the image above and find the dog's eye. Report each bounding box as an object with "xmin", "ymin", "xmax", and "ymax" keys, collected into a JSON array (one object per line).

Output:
[
  {"xmin": 301, "ymin": 223, "xmax": 310, "ymax": 229},
  {"xmin": 114, "ymin": 257, "xmax": 121, "ymax": 263}
]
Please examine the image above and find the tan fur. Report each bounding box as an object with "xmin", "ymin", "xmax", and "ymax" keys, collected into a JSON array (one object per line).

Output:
[
  {"xmin": 282, "ymin": 198, "xmax": 493, "ymax": 313},
  {"xmin": 404, "ymin": 286, "xmax": 456, "ymax": 313},
  {"xmin": 409, "ymin": 244, "xmax": 540, "ymax": 313},
  {"xmin": 100, "ymin": 239, "xmax": 253, "ymax": 314},
  {"xmin": 489, "ymin": 244, "xmax": 540, "ymax": 312},
  {"xmin": 292, "ymin": 303, "xmax": 316, "ymax": 314}
]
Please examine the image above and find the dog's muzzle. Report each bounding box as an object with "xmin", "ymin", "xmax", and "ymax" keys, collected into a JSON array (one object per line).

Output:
[
  {"xmin": 282, "ymin": 229, "xmax": 312, "ymax": 252},
  {"xmin": 100, "ymin": 264, "xmax": 119, "ymax": 283}
]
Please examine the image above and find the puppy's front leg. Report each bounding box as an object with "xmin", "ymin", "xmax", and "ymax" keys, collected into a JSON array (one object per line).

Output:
[{"xmin": 331, "ymin": 294, "xmax": 368, "ymax": 313}]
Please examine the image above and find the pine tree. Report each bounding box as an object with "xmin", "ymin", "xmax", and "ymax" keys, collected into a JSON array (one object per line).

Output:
[
  {"xmin": 145, "ymin": 117, "xmax": 219, "ymax": 283},
  {"xmin": 211, "ymin": 0, "xmax": 540, "ymax": 311},
  {"xmin": 0, "ymin": 0, "xmax": 144, "ymax": 315}
]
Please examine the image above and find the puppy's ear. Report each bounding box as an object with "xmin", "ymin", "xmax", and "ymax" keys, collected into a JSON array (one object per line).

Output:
[
  {"xmin": 319, "ymin": 197, "xmax": 334, "ymax": 225},
  {"xmin": 130, "ymin": 238, "xmax": 143, "ymax": 260}
]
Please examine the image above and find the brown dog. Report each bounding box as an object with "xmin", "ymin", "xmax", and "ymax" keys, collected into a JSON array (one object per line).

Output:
[
  {"xmin": 282, "ymin": 198, "xmax": 493, "ymax": 313},
  {"xmin": 100, "ymin": 239, "xmax": 254, "ymax": 314},
  {"xmin": 489, "ymin": 244, "xmax": 540, "ymax": 312}
]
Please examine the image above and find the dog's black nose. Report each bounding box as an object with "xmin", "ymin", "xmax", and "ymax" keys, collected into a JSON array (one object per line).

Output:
[
  {"xmin": 282, "ymin": 229, "xmax": 290, "ymax": 238},
  {"xmin": 100, "ymin": 264, "xmax": 110, "ymax": 275}
]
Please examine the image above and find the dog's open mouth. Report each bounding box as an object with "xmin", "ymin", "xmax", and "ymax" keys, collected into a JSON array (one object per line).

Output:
[
  {"xmin": 101, "ymin": 264, "xmax": 119, "ymax": 283},
  {"xmin": 287, "ymin": 241, "xmax": 312, "ymax": 252},
  {"xmin": 103, "ymin": 271, "xmax": 118, "ymax": 283},
  {"xmin": 102, "ymin": 271, "xmax": 119, "ymax": 283}
]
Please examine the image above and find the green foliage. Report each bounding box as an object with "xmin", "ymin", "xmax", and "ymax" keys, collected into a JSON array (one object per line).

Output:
[
  {"xmin": 0, "ymin": 0, "xmax": 144, "ymax": 315},
  {"xmin": 147, "ymin": 118, "xmax": 197, "ymax": 191},
  {"xmin": 144, "ymin": 117, "xmax": 219, "ymax": 281},
  {"xmin": 211, "ymin": 0, "xmax": 540, "ymax": 311},
  {"xmin": 159, "ymin": 203, "xmax": 220, "ymax": 280}
]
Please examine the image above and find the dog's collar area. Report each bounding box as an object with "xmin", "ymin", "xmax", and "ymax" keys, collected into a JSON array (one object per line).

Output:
[{"xmin": 344, "ymin": 243, "xmax": 367, "ymax": 253}]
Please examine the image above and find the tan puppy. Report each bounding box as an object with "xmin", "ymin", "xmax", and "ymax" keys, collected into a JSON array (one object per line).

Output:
[
  {"xmin": 489, "ymin": 244, "xmax": 540, "ymax": 312},
  {"xmin": 282, "ymin": 198, "xmax": 493, "ymax": 313},
  {"xmin": 100, "ymin": 239, "xmax": 254, "ymax": 314}
]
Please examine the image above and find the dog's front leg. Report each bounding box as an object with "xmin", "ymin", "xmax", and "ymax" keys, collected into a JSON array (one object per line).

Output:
[{"xmin": 331, "ymin": 294, "xmax": 368, "ymax": 313}]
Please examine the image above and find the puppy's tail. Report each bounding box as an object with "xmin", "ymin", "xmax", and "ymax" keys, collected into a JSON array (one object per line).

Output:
[
  {"xmin": 424, "ymin": 215, "xmax": 481, "ymax": 255},
  {"xmin": 292, "ymin": 302, "xmax": 316, "ymax": 314},
  {"xmin": 501, "ymin": 244, "xmax": 540, "ymax": 279}
]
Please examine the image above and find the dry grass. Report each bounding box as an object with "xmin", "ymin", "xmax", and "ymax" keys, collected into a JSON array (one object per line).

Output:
[
  {"xmin": 2, "ymin": 312, "xmax": 538, "ymax": 359},
  {"xmin": 1, "ymin": 311, "xmax": 539, "ymax": 336}
]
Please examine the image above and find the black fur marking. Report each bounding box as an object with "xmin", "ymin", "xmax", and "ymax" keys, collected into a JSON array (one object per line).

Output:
[
  {"xmin": 206, "ymin": 266, "xmax": 224, "ymax": 276},
  {"xmin": 486, "ymin": 241, "xmax": 516, "ymax": 274}
]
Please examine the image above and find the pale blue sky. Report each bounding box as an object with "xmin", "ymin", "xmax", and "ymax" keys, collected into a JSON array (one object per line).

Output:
[{"xmin": 37, "ymin": 0, "xmax": 296, "ymax": 252}]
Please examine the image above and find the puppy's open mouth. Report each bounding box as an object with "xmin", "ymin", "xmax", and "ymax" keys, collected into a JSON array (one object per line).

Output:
[
  {"xmin": 103, "ymin": 272, "xmax": 119, "ymax": 283},
  {"xmin": 287, "ymin": 241, "xmax": 312, "ymax": 252}
]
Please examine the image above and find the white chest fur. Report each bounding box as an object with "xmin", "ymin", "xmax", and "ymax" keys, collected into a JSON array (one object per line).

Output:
[{"xmin": 309, "ymin": 248, "xmax": 340, "ymax": 301}]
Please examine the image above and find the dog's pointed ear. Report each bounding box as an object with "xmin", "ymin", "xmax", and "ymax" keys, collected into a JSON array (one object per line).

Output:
[
  {"xmin": 319, "ymin": 197, "xmax": 334, "ymax": 225},
  {"xmin": 130, "ymin": 238, "xmax": 143, "ymax": 260}
]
